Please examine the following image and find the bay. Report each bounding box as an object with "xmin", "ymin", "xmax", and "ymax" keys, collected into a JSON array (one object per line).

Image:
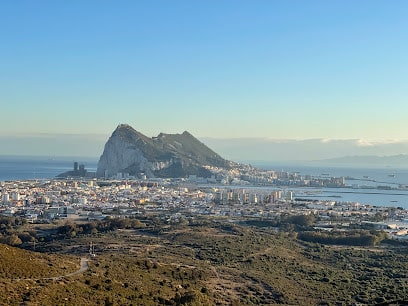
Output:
[{"xmin": 257, "ymin": 163, "xmax": 408, "ymax": 209}]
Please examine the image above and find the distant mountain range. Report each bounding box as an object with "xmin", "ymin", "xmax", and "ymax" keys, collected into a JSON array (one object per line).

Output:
[
  {"xmin": 201, "ymin": 138, "xmax": 408, "ymax": 163},
  {"xmin": 318, "ymin": 154, "xmax": 408, "ymax": 166},
  {"xmin": 96, "ymin": 124, "xmax": 231, "ymax": 178}
]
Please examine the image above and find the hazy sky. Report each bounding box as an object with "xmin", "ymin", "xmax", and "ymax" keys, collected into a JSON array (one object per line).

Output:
[{"xmin": 1, "ymin": 1, "xmax": 408, "ymax": 156}]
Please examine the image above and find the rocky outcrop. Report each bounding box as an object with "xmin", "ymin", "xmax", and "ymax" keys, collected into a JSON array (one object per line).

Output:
[{"xmin": 96, "ymin": 124, "xmax": 230, "ymax": 178}]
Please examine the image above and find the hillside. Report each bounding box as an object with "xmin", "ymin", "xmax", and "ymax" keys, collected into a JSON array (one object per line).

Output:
[
  {"xmin": 0, "ymin": 243, "xmax": 82, "ymax": 304},
  {"xmin": 2, "ymin": 217, "xmax": 408, "ymax": 305}
]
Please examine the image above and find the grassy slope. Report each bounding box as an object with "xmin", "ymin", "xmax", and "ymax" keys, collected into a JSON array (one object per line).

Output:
[{"xmin": 0, "ymin": 244, "xmax": 80, "ymax": 305}]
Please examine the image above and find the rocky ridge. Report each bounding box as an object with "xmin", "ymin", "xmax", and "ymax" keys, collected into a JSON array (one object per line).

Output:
[{"xmin": 96, "ymin": 124, "xmax": 231, "ymax": 178}]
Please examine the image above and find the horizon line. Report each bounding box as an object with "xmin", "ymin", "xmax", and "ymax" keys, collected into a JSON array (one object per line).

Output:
[{"xmin": 1, "ymin": 133, "xmax": 408, "ymax": 143}]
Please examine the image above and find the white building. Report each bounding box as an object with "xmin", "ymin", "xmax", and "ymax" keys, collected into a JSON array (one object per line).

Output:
[{"xmin": 1, "ymin": 192, "xmax": 10, "ymax": 203}]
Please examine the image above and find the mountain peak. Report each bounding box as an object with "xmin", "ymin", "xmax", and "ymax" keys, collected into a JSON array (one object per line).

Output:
[
  {"xmin": 182, "ymin": 131, "xmax": 193, "ymax": 137},
  {"xmin": 112, "ymin": 124, "xmax": 150, "ymax": 142},
  {"xmin": 115, "ymin": 123, "xmax": 134, "ymax": 132}
]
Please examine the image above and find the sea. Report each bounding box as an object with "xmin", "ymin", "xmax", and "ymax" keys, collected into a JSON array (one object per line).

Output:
[
  {"xmin": 0, "ymin": 156, "xmax": 98, "ymax": 181},
  {"xmin": 2, "ymin": 156, "xmax": 408, "ymax": 209}
]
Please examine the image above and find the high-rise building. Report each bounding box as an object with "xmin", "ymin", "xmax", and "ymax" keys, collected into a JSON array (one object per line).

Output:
[{"xmin": 1, "ymin": 192, "xmax": 9, "ymax": 203}]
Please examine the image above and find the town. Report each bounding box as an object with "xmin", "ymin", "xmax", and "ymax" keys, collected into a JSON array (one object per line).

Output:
[{"xmin": 1, "ymin": 162, "xmax": 408, "ymax": 241}]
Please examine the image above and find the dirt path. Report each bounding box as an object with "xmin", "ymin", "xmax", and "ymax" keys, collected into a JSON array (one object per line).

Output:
[
  {"xmin": 14, "ymin": 257, "xmax": 89, "ymax": 282},
  {"xmin": 61, "ymin": 257, "xmax": 89, "ymax": 278}
]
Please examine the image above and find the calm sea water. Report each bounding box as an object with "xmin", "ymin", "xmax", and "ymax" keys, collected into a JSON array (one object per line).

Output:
[{"xmin": 0, "ymin": 156, "xmax": 97, "ymax": 181}]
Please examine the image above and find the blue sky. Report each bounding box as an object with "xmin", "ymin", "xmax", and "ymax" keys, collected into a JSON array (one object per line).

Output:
[{"xmin": 1, "ymin": 1, "xmax": 408, "ymax": 158}]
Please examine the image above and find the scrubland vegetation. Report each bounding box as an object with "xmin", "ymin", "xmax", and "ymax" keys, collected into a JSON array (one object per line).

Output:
[{"xmin": 0, "ymin": 215, "xmax": 407, "ymax": 305}]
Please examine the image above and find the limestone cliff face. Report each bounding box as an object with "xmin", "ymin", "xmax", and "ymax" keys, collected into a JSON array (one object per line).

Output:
[
  {"xmin": 96, "ymin": 124, "xmax": 230, "ymax": 178},
  {"xmin": 96, "ymin": 128, "xmax": 151, "ymax": 178}
]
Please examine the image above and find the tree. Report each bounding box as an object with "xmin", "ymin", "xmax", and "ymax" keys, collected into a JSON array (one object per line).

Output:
[
  {"xmin": 3, "ymin": 234, "xmax": 23, "ymax": 246},
  {"xmin": 287, "ymin": 214, "xmax": 315, "ymax": 227}
]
